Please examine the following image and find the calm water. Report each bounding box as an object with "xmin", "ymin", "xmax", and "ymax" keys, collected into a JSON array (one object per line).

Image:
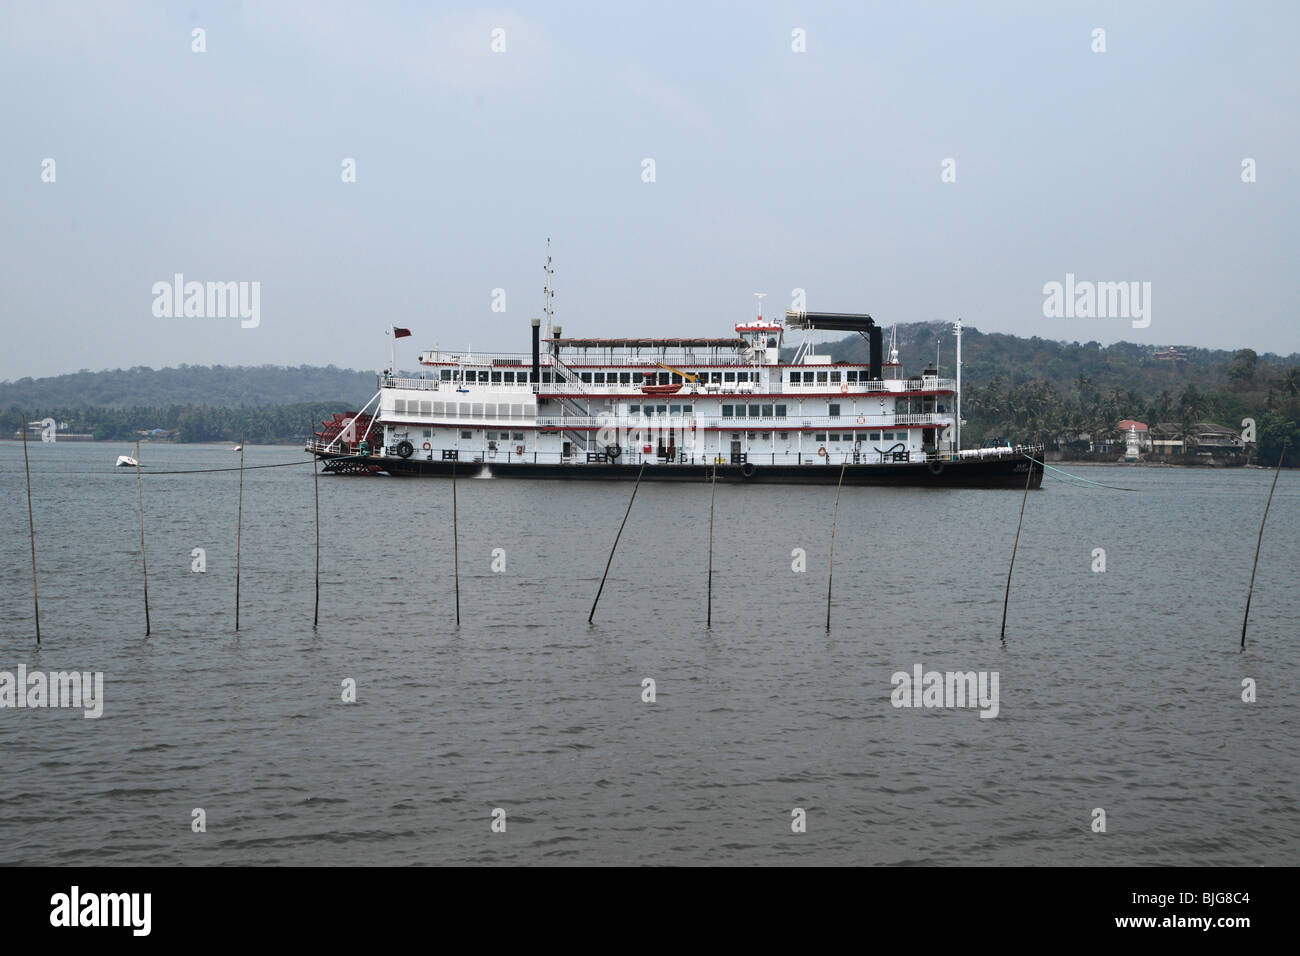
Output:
[{"xmin": 1, "ymin": 441, "xmax": 1296, "ymax": 865}]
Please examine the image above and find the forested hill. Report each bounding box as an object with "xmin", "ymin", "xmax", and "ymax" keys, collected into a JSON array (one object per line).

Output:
[
  {"xmin": 822, "ymin": 322, "xmax": 1300, "ymax": 393},
  {"xmin": 0, "ymin": 364, "xmax": 378, "ymax": 409}
]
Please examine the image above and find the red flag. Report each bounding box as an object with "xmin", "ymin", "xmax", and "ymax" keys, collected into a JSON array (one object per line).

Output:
[{"xmin": 392, "ymin": 327, "xmax": 412, "ymax": 338}]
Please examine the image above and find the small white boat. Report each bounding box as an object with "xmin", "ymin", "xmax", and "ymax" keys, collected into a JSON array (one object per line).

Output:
[
  {"xmin": 116, "ymin": 455, "xmax": 139, "ymax": 467},
  {"xmin": 233, "ymin": 444, "xmax": 243, "ymax": 451}
]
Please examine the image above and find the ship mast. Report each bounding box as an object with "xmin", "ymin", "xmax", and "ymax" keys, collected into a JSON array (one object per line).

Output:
[
  {"xmin": 543, "ymin": 238, "xmax": 555, "ymax": 340},
  {"xmin": 952, "ymin": 318, "xmax": 963, "ymax": 453}
]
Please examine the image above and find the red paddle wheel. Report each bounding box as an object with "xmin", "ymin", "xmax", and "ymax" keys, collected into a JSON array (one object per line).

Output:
[{"xmin": 312, "ymin": 412, "xmax": 384, "ymax": 474}]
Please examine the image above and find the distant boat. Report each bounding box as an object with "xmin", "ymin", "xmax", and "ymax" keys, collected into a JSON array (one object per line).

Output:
[
  {"xmin": 115, "ymin": 455, "xmax": 138, "ymax": 467},
  {"xmin": 233, "ymin": 444, "xmax": 243, "ymax": 451}
]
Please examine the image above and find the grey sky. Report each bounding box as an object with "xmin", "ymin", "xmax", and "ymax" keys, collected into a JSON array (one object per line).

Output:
[{"xmin": 2, "ymin": 1, "xmax": 1296, "ymax": 381}]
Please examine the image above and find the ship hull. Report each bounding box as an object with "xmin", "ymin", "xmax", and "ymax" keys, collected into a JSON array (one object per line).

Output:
[{"xmin": 328, "ymin": 453, "xmax": 1044, "ymax": 488}]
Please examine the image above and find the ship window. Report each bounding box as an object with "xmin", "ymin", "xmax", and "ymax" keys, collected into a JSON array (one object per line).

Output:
[
  {"xmin": 491, "ymin": 371, "xmax": 502, "ymax": 383},
  {"xmin": 596, "ymin": 373, "xmax": 608, "ymax": 384},
  {"xmin": 722, "ymin": 404, "xmax": 733, "ymax": 417},
  {"xmin": 775, "ymin": 404, "xmax": 787, "ymax": 417},
  {"xmin": 883, "ymin": 432, "xmax": 894, "ymax": 440},
  {"xmin": 542, "ymin": 372, "xmax": 552, "ymax": 383},
  {"xmin": 671, "ymin": 374, "xmax": 682, "ymax": 384},
  {"xmin": 629, "ymin": 404, "xmax": 640, "ymax": 414},
  {"xmin": 423, "ymin": 429, "xmax": 431, "ymax": 438},
  {"xmin": 711, "ymin": 372, "xmax": 722, "ymax": 383},
  {"xmin": 789, "ymin": 372, "xmax": 802, "ymax": 383},
  {"xmin": 738, "ymin": 372, "xmax": 750, "ymax": 382},
  {"xmin": 657, "ymin": 405, "xmax": 667, "ymax": 414},
  {"xmin": 761, "ymin": 404, "xmax": 773, "ymax": 417},
  {"xmin": 847, "ymin": 371, "xmax": 858, "ymax": 382},
  {"xmin": 440, "ymin": 369, "xmax": 452, "ymax": 381},
  {"xmin": 461, "ymin": 430, "xmax": 472, "ymax": 439},
  {"xmin": 724, "ymin": 372, "xmax": 736, "ymax": 382},
  {"xmin": 815, "ymin": 433, "xmax": 827, "ymax": 442},
  {"xmin": 581, "ymin": 373, "xmax": 593, "ymax": 383},
  {"xmin": 779, "ymin": 432, "xmax": 789, "ymax": 440},
  {"xmin": 816, "ymin": 372, "xmax": 828, "ymax": 384},
  {"xmin": 458, "ymin": 402, "xmax": 471, "ymax": 416},
  {"xmin": 393, "ymin": 399, "xmax": 406, "ymax": 413},
  {"xmin": 762, "ymin": 433, "xmax": 770, "ymax": 440},
  {"xmin": 502, "ymin": 371, "xmax": 514, "ymax": 383},
  {"xmin": 476, "ymin": 371, "xmax": 488, "ymax": 382},
  {"xmin": 643, "ymin": 406, "xmax": 653, "ymax": 416},
  {"xmin": 747, "ymin": 432, "xmax": 756, "ymax": 439},
  {"xmin": 731, "ymin": 433, "xmax": 740, "ymax": 440},
  {"xmin": 743, "ymin": 404, "xmax": 755, "ymax": 417},
  {"xmin": 870, "ymin": 432, "xmax": 881, "ymax": 440},
  {"xmin": 472, "ymin": 403, "xmax": 484, "ymax": 417},
  {"xmin": 830, "ymin": 371, "xmax": 841, "ymax": 383},
  {"xmin": 419, "ymin": 401, "xmax": 431, "ymax": 415},
  {"xmin": 512, "ymin": 432, "xmax": 523, "ymax": 441},
  {"xmin": 432, "ymin": 402, "xmax": 444, "ymax": 415},
  {"xmin": 829, "ymin": 404, "xmax": 840, "ymax": 417},
  {"xmin": 620, "ymin": 373, "xmax": 631, "ymax": 384},
  {"xmin": 681, "ymin": 405, "xmax": 692, "ymax": 414},
  {"xmin": 670, "ymin": 404, "xmax": 681, "ymax": 414},
  {"xmin": 484, "ymin": 404, "xmax": 497, "ymax": 419}
]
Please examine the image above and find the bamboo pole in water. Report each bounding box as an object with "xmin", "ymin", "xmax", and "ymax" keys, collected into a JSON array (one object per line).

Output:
[
  {"xmin": 707, "ymin": 460, "xmax": 718, "ymax": 628},
  {"xmin": 1242, "ymin": 444, "xmax": 1287, "ymax": 649},
  {"xmin": 312, "ymin": 422, "xmax": 320, "ymax": 630},
  {"xmin": 236, "ymin": 435, "xmax": 244, "ymax": 632},
  {"xmin": 825, "ymin": 457, "xmax": 849, "ymax": 631},
  {"xmin": 21, "ymin": 415, "xmax": 40, "ymax": 644},
  {"xmin": 136, "ymin": 439, "xmax": 151, "ymax": 637},
  {"xmin": 452, "ymin": 457, "xmax": 460, "ymax": 627},
  {"xmin": 999, "ymin": 459, "xmax": 1035, "ymax": 641},
  {"xmin": 590, "ymin": 460, "xmax": 647, "ymax": 624}
]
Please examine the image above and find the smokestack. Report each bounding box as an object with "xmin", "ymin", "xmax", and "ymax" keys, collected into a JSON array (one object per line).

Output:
[
  {"xmin": 531, "ymin": 319, "xmax": 541, "ymax": 384},
  {"xmin": 869, "ymin": 322, "xmax": 882, "ymax": 381}
]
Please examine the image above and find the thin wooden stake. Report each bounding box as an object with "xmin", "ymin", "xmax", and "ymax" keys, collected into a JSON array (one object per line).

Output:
[
  {"xmin": 826, "ymin": 457, "xmax": 849, "ymax": 632},
  {"xmin": 1242, "ymin": 443, "xmax": 1287, "ymax": 649},
  {"xmin": 312, "ymin": 422, "xmax": 320, "ymax": 629},
  {"xmin": 590, "ymin": 460, "xmax": 646, "ymax": 624},
  {"xmin": 235, "ymin": 435, "xmax": 244, "ymax": 632},
  {"xmin": 707, "ymin": 460, "xmax": 718, "ymax": 628},
  {"xmin": 21, "ymin": 415, "xmax": 40, "ymax": 644},
  {"xmin": 135, "ymin": 439, "xmax": 151, "ymax": 637},
  {"xmin": 999, "ymin": 459, "xmax": 1035, "ymax": 640},
  {"xmin": 452, "ymin": 457, "xmax": 460, "ymax": 627}
]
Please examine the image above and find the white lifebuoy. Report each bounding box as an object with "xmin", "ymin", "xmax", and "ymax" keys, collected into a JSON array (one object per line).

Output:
[
  {"xmin": 817, "ymin": 446, "xmax": 827, "ymax": 457},
  {"xmin": 422, "ymin": 442, "xmax": 432, "ymax": 451}
]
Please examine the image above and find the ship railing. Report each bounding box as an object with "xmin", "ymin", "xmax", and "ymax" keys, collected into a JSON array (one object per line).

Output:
[
  {"xmin": 785, "ymin": 377, "xmax": 956, "ymax": 393},
  {"xmin": 379, "ymin": 375, "xmax": 444, "ymax": 390}
]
